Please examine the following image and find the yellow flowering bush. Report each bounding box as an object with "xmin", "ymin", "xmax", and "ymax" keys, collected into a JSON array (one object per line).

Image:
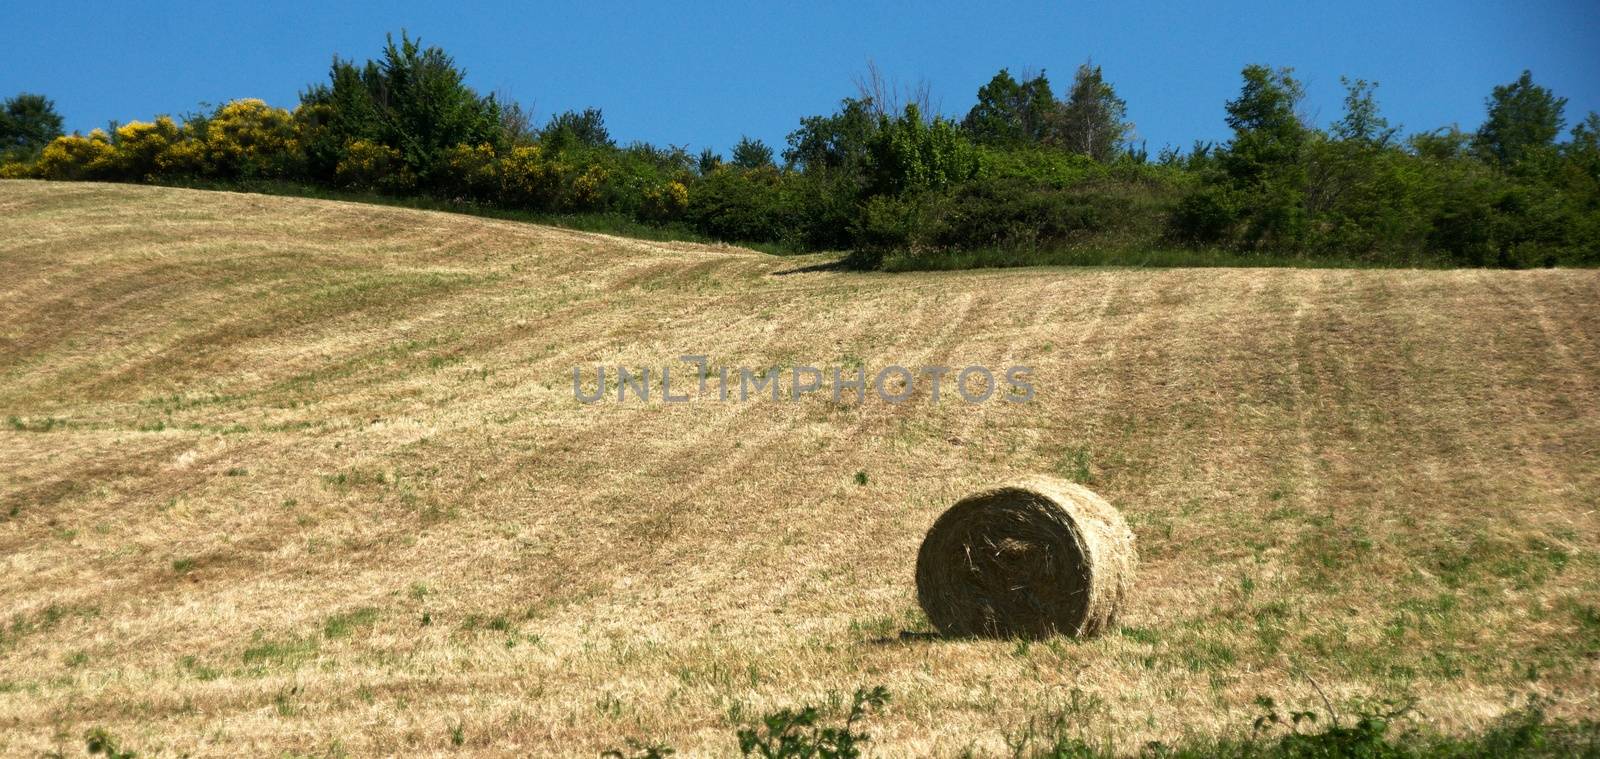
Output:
[
  {"xmin": 33, "ymin": 130, "xmax": 117, "ymax": 180},
  {"xmin": 202, "ymin": 99, "xmax": 301, "ymax": 177},
  {"xmin": 155, "ymin": 137, "xmax": 208, "ymax": 176},
  {"xmin": 438, "ymin": 142, "xmax": 499, "ymax": 200},
  {"xmin": 336, "ymin": 139, "xmax": 415, "ymax": 193},
  {"xmin": 640, "ymin": 180, "xmax": 690, "ymax": 221},
  {"xmin": 571, "ymin": 164, "xmax": 609, "ymax": 211},
  {"xmin": 110, "ymin": 117, "xmax": 182, "ymax": 180},
  {"xmin": 497, "ymin": 145, "xmax": 564, "ymax": 208}
]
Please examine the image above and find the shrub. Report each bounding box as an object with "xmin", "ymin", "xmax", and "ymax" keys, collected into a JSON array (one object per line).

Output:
[
  {"xmin": 109, "ymin": 118, "xmax": 182, "ymax": 181},
  {"xmin": 437, "ymin": 142, "xmax": 500, "ymax": 200},
  {"xmin": 570, "ymin": 164, "xmax": 609, "ymax": 211},
  {"xmin": 976, "ymin": 145, "xmax": 1106, "ymax": 188},
  {"xmin": 497, "ymin": 145, "xmax": 564, "ymax": 209},
  {"xmin": 33, "ymin": 130, "xmax": 117, "ymax": 180},
  {"xmin": 336, "ymin": 139, "xmax": 415, "ymax": 193},
  {"xmin": 1171, "ymin": 185, "xmax": 1240, "ymax": 245},
  {"xmin": 639, "ymin": 180, "xmax": 689, "ymax": 222},
  {"xmin": 686, "ymin": 166, "xmax": 795, "ymax": 243},
  {"xmin": 928, "ymin": 176, "xmax": 1129, "ymax": 251},
  {"xmin": 866, "ymin": 105, "xmax": 980, "ymax": 196},
  {"xmin": 200, "ymin": 99, "xmax": 301, "ymax": 178},
  {"xmin": 850, "ymin": 193, "xmax": 939, "ymax": 263}
]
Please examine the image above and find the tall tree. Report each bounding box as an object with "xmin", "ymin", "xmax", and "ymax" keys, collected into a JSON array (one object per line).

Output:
[
  {"xmin": 1052, "ymin": 63, "xmax": 1132, "ymax": 161},
  {"xmin": 1475, "ymin": 70, "xmax": 1567, "ymax": 166},
  {"xmin": 1216, "ymin": 65, "xmax": 1310, "ymax": 250},
  {"xmin": 1331, "ymin": 77, "xmax": 1397, "ymax": 147},
  {"xmin": 784, "ymin": 97, "xmax": 878, "ymax": 173},
  {"xmin": 0, "ymin": 93, "xmax": 65, "ymax": 159},
  {"xmin": 729, "ymin": 136, "xmax": 775, "ymax": 169},
  {"xmin": 298, "ymin": 32, "xmax": 503, "ymax": 180},
  {"xmin": 962, "ymin": 69, "xmax": 1056, "ymax": 146},
  {"xmin": 1222, "ymin": 64, "xmax": 1306, "ymax": 184}
]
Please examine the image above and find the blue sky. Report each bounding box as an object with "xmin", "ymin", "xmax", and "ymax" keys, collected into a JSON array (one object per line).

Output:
[{"xmin": 3, "ymin": 1, "xmax": 1596, "ymax": 156}]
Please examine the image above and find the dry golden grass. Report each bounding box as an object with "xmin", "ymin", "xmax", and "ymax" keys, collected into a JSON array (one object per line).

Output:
[{"xmin": 1, "ymin": 179, "xmax": 1597, "ymax": 757}]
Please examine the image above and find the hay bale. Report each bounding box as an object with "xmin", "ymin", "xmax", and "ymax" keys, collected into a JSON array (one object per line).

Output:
[{"xmin": 915, "ymin": 476, "xmax": 1136, "ymax": 639}]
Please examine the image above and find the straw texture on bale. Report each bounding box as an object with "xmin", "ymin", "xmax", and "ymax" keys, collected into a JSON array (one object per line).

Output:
[{"xmin": 915, "ymin": 476, "xmax": 1136, "ymax": 639}]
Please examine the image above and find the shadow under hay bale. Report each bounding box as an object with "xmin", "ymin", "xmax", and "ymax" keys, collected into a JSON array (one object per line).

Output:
[{"xmin": 915, "ymin": 476, "xmax": 1136, "ymax": 639}]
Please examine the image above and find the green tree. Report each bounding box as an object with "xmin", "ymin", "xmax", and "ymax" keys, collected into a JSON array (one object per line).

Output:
[
  {"xmin": 1409, "ymin": 126, "xmax": 1472, "ymax": 160},
  {"xmin": 1052, "ymin": 63, "xmax": 1131, "ymax": 161},
  {"xmin": 962, "ymin": 69, "xmax": 1056, "ymax": 146},
  {"xmin": 784, "ymin": 97, "xmax": 878, "ymax": 173},
  {"xmin": 0, "ymin": 93, "xmax": 65, "ymax": 160},
  {"xmin": 1475, "ymin": 70, "xmax": 1567, "ymax": 166},
  {"xmin": 867, "ymin": 104, "xmax": 980, "ymax": 196},
  {"xmin": 729, "ymin": 136, "xmax": 775, "ymax": 169},
  {"xmin": 1219, "ymin": 65, "xmax": 1309, "ymax": 250},
  {"xmin": 541, "ymin": 108, "xmax": 613, "ymax": 152},
  {"xmin": 297, "ymin": 32, "xmax": 503, "ymax": 182},
  {"xmin": 1222, "ymin": 64, "xmax": 1306, "ymax": 183},
  {"xmin": 1331, "ymin": 77, "xmax": 1397, "ymax": 146}
]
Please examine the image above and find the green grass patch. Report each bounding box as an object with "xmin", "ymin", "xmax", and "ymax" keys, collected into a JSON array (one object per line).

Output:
[{"xmin": 322, "ymin": 607, "xmax": 381, "ymax": 639}]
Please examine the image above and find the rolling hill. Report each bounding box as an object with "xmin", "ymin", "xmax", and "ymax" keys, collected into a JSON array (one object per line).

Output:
[{"xmin": 1, "ymin": 180, "xmax": 1597, "ymax": 756}]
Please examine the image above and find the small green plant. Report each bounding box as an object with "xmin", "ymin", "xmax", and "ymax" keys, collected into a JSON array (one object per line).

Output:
[
  {"xmin": 449, "ymin": 721, "xmax": 465, "ymax": 747},
  {"xmin": 84, "ymin": 727, "xmax": 137, "ymax": 758},
  {"xmin": 854, "ymin": 471, "xmax": 868, "ymax": 486},
  {"xmin": 737, "ymin": 685, "xmax": 889, "ymax": 759}
]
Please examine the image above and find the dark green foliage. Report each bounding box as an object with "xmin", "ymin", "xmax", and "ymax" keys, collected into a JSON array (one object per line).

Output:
[
  {"xmin": 298, "ymin": 31, "xmax": 503, "ymax": 183},
  {"xmin": 84, "ymin": 728, "xmax": 138, "ymax": 759},
  {"xmin": 1171, "ymin": 185, "xmax": 1239, "ymax": 244},
  {"xmin": 736, "ymin": 685, "xmax": 890, "ymax": 759},
  {"xmin": 1475, "ymin": 71, "xmax": 1567, "ymax": 166},
  {"xmin": 541, "ymin": 108, "xmax": 613, "ymax": 153},
  {"xmin": 931, "ymin": 177, "xmax": 1125, "ymax": 249},
  {"xmin": 783, "ymin": 97, "xmax": 879, "ymax": 175},
  {"xmin": 0, "ymin": 93, "xmax": 64, "ymax": 160},
  {"xmin": 963, "ymin": 69, "xmax": 1057, "ymax": 146},
  {"xmin": 730, "ymin": 136, "xmax": 776, "ymax": 169},
  {"xmin": 686, "ymin": 165, "xmax": 795, "ymax": 243},
  {"xmin": 1223, "ymin": 65, "xmax": 1308, "ymax": 183},
  {"xmin": 1214, "ymin": 65, "xmax": 1310, "ymax": 251}
]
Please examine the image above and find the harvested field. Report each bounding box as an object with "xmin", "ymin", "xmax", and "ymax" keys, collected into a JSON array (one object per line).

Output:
[{"xmin": 1, "ymin": 180, "xmax": 1597, "ymax": 756}]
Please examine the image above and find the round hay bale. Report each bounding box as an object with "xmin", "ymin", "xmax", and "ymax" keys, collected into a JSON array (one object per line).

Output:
[{"xmin": 915, "ymin": 476, "xmax": 1136, "ymax": 639}]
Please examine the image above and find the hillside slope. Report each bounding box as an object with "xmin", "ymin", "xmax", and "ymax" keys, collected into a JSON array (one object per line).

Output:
[{"xmin": 2, "ymin": 180, "xmax": 1597, "ymax": 756}]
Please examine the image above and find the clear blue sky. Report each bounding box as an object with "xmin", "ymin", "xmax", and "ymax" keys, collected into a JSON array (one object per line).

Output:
[{"xmin": 4, "ymin": 1, "xmax": 1596, "ymax": 156}]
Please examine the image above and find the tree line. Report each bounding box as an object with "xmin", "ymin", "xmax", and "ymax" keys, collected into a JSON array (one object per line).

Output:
[{"xmin": 2, "ymin": 33, "xmax": 1596, "ymax": 268}]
